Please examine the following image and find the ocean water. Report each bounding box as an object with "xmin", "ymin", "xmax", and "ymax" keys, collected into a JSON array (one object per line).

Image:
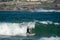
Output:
[{"xmin": 0, "ymin": 11, "xmax": 60, "ymax": 40}]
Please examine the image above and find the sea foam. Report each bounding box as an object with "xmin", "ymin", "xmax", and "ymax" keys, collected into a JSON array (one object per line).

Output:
[
  {"xmin": 29, "ymin": 9, "xmax": 60, "ymax": 12},
  {"xmin": 39, "ymin": 21, "xmax": 60, "ymax": 25},
  {"xmin": 0, "ymin": 22, "xmax": 35, "ymax": 36},
  {"xmin": 40, "ymin": 36, "xmax": 60, "ymax": 40}
]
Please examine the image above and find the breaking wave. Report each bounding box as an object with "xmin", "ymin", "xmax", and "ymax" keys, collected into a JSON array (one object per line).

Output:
[
  {"xmin": 29, "ymin": 9, "xmax": 60, "ymax": 12},
  {"xmin": 0, "ymin": 20, "xmax": 60, "ymax": 36},
  {"xmin": 0, "ymin": 22, "xmax": 35, "ymax": 36},
  {"xmin": 35, "ymin": 20, "xmax": 60, "ymax": 25},
  {"xmin": 39, "ymin": 21, "xmax": 60, "ymax": 25}
]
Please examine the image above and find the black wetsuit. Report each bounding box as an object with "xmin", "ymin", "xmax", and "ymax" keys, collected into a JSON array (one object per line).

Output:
[{"xmin": 27, "ymin": 28, "xmax": 30, "ymax": 34}]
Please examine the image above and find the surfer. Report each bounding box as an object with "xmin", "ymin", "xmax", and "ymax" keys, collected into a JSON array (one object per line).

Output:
[
  {"xmin": 27, "ymin": 27, "xmax": 31, "ymax": 34},
  {"xmin": 26, "ymin": 27, "xmax": 35, "ymax": 36}
]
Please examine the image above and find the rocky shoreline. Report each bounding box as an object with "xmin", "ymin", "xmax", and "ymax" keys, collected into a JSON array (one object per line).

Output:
[{"xmin": 0, "ymin": 1, "xmax": 60, "ymax": 11}]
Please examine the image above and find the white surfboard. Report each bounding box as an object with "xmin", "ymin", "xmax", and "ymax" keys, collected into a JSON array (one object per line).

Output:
[
  {"xmin": 0, "ymin": 33, "xmax": 35, "ymax": 37},
  {"xmin": 27, "ymin": 33, "xmax": 35, "ymax": 36},
  {"xmin": 17, "ymin": 33, "xmax": 35, "ymax": 36}
]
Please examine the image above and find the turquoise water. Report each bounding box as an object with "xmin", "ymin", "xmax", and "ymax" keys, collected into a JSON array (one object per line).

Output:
[{"xmin": 0, "ymin": 11, "xmax": 60, "ymax": 40}]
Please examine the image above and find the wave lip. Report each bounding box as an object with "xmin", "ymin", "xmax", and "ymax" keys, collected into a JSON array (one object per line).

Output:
[
  {"xmin": 39, "ymin": 21, "xmax": 53, "ymax": 24},
  {"xmin": 37, "ymin": 21, "xmax": 60, "ymax": 25},
  {"xmin": 54, "ymin": 23, "xmax": 60, "ymax": 25}
]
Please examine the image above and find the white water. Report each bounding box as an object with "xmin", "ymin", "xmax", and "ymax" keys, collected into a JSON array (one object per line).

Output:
[
  {"xmin": 40, "ymin": 36, "xmax": 60, "ymax": 40},
  {"xmin": 35, "ymin": 20, "xmax": 60, "ymax": 25},
  {"xmin": 29, "ymin": 9, "xmax": 60, "ymax": 12},
  {"xmin": 40, "ymin": 21, "xmax": 60, "ymax": 25},
  {"xmin": 0, "ymin": 22, "xmax": 35, "ymax": 36}
]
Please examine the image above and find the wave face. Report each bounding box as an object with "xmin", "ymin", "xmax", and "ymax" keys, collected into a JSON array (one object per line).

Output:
[
  {"xmin": 0, "ymin": 22, "xmax": 35, "ymax": 36},
  {"xmin": 32, "ymin": 21, "xmax": 60, "ymax": 37}
]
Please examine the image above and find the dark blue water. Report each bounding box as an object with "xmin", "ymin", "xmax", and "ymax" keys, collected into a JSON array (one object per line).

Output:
[{"xmin": 0, "ymin": 11, "xmax": 60, "ymax": 23}]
